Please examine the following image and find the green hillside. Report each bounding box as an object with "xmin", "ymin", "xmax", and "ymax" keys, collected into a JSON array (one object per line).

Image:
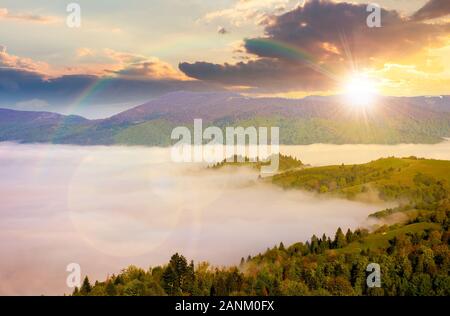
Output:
[
  {"xmin": 271, "ymin": 157, "xmax": 450, "ymax": 204},
  {"xmin": 108, "ymin": 116, "xmax": 450, "ymax": 146},
  {"xmin": 226, "ymin": 116, "xmax": 448, "ymax": 145},
  {"xmin": 73, "ymin": 156, "xmax": 450, "ymax": 296},
  {"xmin": 114, "ymin": 119, "xmax": 177, "ymax": 146},
  {"xmin": 1, "ymin": 93, "xmax": 450, "ymax": 146}
]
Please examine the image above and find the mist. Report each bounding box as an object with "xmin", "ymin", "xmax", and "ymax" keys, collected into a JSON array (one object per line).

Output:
[
  {"xmin": 1, "ymin": 141, "xmax": 449, "ymax": 295},
  {"xmin": 281, "ymin": 139, "xmax": 450, "ymax": 166}
]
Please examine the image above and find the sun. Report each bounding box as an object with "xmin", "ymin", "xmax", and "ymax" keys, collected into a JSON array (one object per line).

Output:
[{"xmin": 344, "ymin": 75, "xmax": 378, "ymax": 107}]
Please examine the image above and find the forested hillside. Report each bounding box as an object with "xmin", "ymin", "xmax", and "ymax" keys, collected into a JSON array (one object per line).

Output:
[
  {"xmin": 1, "ymin": 93, "xmax": 449, "ymax": 145},
  {"xmin": 73, "ymin": 157, "xmax": 450, "ymax": 296},
  {"xmin": 73, "ymin": 205, "xmax": 449, "ymax": 296}
]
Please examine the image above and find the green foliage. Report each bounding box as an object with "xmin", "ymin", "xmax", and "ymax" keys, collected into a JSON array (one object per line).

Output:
[
  {"xmin": 79, "ymin": 276, "xmax": 92, "ymax": 295},
  {"xmin": 161, "ymin": 254, "xmax": 195, "ymax": 295},
  {"xmin": 334, "ymin": 228, "xmax": 347, "ymax": 248},
  {"xmin": 211, "ymin": 154, "xmax": 303, "ymax": 172}
]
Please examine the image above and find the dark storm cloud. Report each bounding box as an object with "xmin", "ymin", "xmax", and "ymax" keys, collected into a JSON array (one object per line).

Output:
[
  {"xmin": 412, "ymin": 0, "xmax": 450, "ymax": 21},
  {"xmin": 180, "ymin": 0, "xmax": 450, "ymax": 92},
  {"xmin": 179, "ymin": 58, "xmax": 334, "ymax": 91},
  {"xmin": 248, "ymin": 0, "xmax": 449, "ymax": 63}
]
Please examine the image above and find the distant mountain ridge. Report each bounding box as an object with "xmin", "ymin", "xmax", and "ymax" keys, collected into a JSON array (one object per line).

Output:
[{"xmin": 0, "ymin": 92, "xmax": 449, "ymax": 146}]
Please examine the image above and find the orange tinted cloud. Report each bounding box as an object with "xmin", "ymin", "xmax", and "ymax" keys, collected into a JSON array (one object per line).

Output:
[
  {"xmin": 181, "ymin": 0, "xmax": 450, "ymax": 94},
  {"xmin": 0, "ymin": 46, "xmax": 50, "ymax": 74},
  {"xmin": 412, "ymin": 0, "xmax": 450, "ymax": 21},
  {"xmin": 0, "ymin": 7, "xmax": 59, "ymax": 24}
]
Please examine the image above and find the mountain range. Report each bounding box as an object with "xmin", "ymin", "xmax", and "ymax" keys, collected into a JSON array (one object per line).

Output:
[{"xmin": 0, "ymin": 91, "xmax": 449, "ymax": 146}]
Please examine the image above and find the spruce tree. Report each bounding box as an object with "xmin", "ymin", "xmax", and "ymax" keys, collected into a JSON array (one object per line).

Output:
[
  {"xmin": 80, "ymin": 276, "xmax": 92, "ymax": 295},
  {"xmin": 334, "ymin": 227, "xmax": 347, "ymax": 248},
  {"xmin": 105, "ymin": 281, "xmax": 117, "ymax": 296},
  {"xmin": 346, "ymin": 228, "xmax": 354, "ymax": 243}
]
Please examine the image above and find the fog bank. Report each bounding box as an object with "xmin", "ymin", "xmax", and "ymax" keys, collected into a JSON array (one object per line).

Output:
[
  {"xmin": 281, "ymin": 139, "xmax": 450, "ymax": 166},
  {"xmin": 1, "ymin": 141, "xmax": 449, "ymax": 295}
]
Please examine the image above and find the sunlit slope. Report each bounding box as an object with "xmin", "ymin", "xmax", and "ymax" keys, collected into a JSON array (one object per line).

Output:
[{"xmin": 271, "ymin": 157, "xmax": 450, "ymax": 201}]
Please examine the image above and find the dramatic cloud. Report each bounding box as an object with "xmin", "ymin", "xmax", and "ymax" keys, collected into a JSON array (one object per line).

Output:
[
  {"xmin": 113, "ymin": 60, "xmax": 188, "ymax": 80},
  {"xmin": 75, "ymin": 48, "xmax": 190, "ymax": 81},
  {"xmin": 105, "ymin": 50, "xmax": 189, "ymax": 80},
  {"xmin": 0, "ymin": 48, "xmax": 221, "ymax": 117},
  {"xmin": 180, "ymin": 58, "xmax": 334, "ymax": 92},
  {"xmin": 181, "ymin": 0, "xmax": 450, "ymax": 93},
  {"xmin": 0, "ymin": 46, "xmax": 49, "ymax": 73},
  {"xmin": 412, "ymin": 0, "xmax": 450, "ymax": 21},
  {"xmin": 0, "ymin": 7, "xmax": 59, "ymax": 24}
]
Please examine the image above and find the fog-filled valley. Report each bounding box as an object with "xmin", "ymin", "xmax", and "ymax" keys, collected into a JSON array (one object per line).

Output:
[{"xmin": 1, "ymin": 141, "xmax": 450, "ymax": 295}]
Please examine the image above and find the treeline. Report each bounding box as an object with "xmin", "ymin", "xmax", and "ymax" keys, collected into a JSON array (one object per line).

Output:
[
  {"xmin": 73, "ymin": 206, "xmax": 449, "ymax": 296},
  {"xmin": 211, "ymin": 154, "xmax": 303, "ymax": 172}
]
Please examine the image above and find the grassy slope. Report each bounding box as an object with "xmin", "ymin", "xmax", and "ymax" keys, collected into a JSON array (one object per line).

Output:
[
  {"xmin": 334, "ymin": 222, "xmax": 441, "ymax": 255},
  {"xmin": 271, "ymin": 157, "xmax": 450, "ymax": 199}
]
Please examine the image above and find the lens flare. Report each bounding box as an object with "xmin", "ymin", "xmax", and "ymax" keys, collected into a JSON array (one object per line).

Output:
[{"xmin": 345, "ymin": 75, "xmax": 378, "ymax": 107}]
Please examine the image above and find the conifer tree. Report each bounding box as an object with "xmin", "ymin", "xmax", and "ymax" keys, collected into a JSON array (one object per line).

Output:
[
  {"xmin": 334, "ymin": 227, "xmax": 347, "ymax": 248},
  {"xmin": 80, "ymin": 276, "xmax": 92, "ymax": 295},
  {"xmin": 346, "ymin": 228, "xmax": 354, "ymax": 243}
]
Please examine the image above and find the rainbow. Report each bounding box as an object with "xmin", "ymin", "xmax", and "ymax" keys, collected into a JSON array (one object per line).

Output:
[
  {"xmin": 65, "ymin": 76, "xmax": 113, "ymax": 117},
  {"xmin": 245, "ymin": 38, "xmax": 340, "ymax": 82},
  {"xmin": 49, "ymin": 76, "xmax": 114, "ymax": 142}
]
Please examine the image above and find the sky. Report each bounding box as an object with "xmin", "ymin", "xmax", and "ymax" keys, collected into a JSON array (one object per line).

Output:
[{"xmin": 0, "ymin": 0, "xmax": 449, "ymax": 117}]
